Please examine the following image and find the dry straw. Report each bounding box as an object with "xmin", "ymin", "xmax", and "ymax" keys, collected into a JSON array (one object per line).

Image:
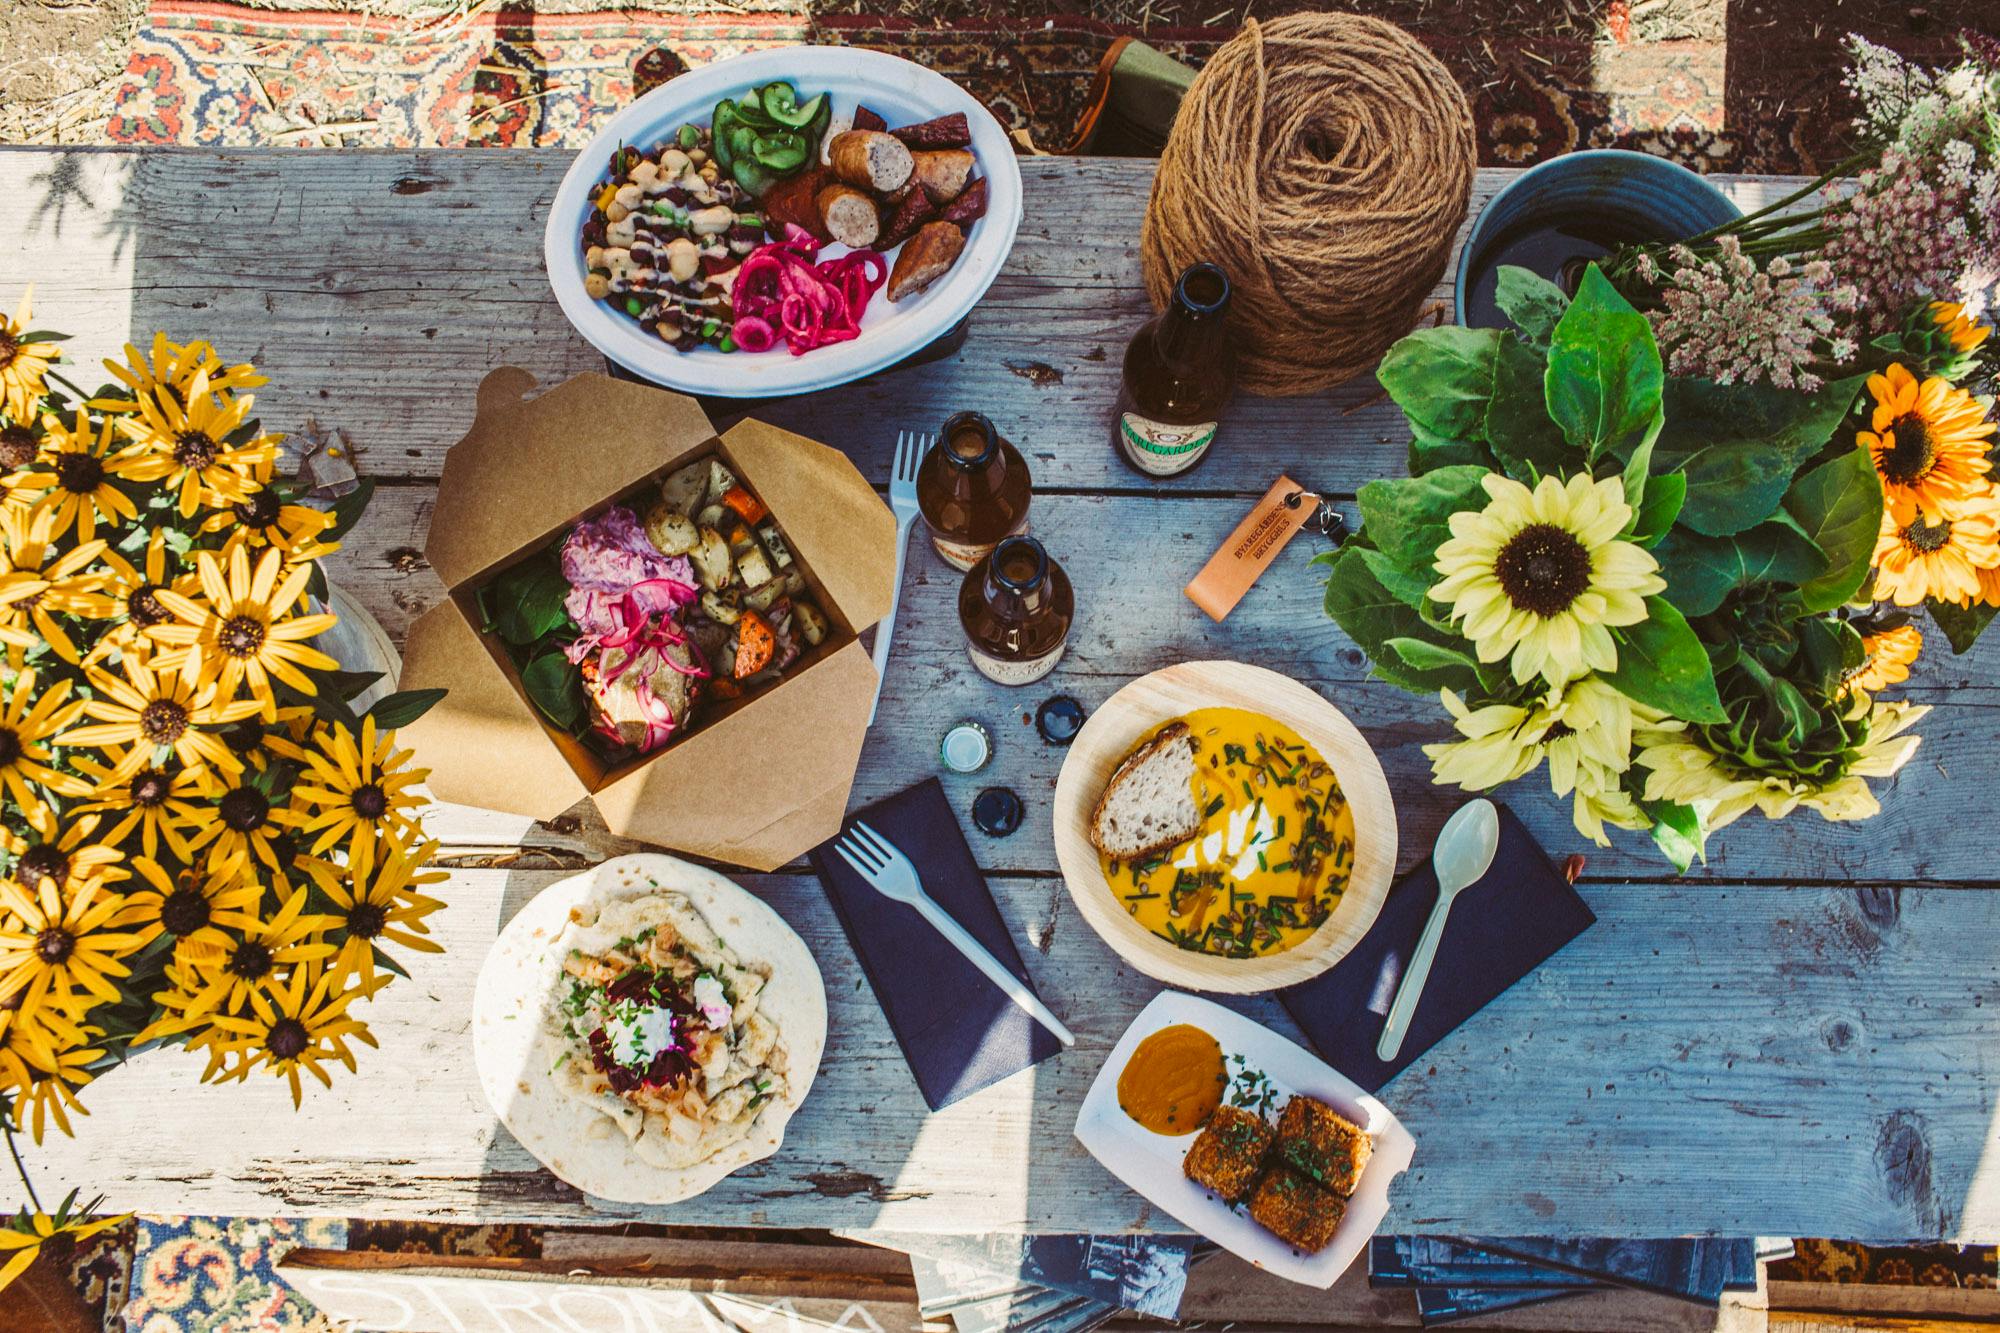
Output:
[{"xmin": 1141, "ymin": 14, "xmax": 1476, "ymax": 396}]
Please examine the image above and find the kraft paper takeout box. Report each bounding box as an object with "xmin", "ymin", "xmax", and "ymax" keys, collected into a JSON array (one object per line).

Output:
[{"xmin": 397, "ymin": 367, "xmax": 896, "ymax": 870}]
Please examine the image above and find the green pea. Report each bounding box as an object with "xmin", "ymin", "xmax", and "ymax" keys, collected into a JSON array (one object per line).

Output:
[
  {"xmin": 701, "ymin": 319, "xmax": 720, "ymax": 338},
  {"xmin": 718, "ymin": 335, "xmax": 737, "ymax": 353},
  {"xmin": 626, "ymin": 297, "xmax": 643, "ymax": 316}
]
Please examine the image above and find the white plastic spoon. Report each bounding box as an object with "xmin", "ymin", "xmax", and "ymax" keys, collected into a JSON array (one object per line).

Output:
[{"xmin": 1375, "ymin": 798, "xmax": 1501, "ymax": 1063}]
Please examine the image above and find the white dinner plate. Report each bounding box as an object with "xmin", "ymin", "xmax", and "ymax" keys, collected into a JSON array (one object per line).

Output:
[
  {"xmin": 1074, "ymin": 991, "xmax": 1416, "ymax": 1287},
  {"xmin": 544, "ymin": 46, "xmax": 1024, "ymax": 398}
]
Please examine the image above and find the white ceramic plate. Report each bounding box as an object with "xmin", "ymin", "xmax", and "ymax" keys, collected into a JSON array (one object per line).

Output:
[
  {"xmin": 1074, "ymin": 991, "xmax": 1415, "ymax": 1288},
  {"xmin": 472, "ymin": 854, "xmax": 827, "ymax": 1204},
  {"xmin": 544, "ymin": 46, "xmax": 1024, "ymax": 398}
]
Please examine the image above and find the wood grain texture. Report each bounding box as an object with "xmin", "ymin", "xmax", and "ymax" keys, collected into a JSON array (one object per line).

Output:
[
  {"xmin": 7, "ymin": 148, "xmax": 2000, "ymax": 1242},
  {"xmin": 1050, "ymin": 660, "xmax": 1397, "ymax": 992}
]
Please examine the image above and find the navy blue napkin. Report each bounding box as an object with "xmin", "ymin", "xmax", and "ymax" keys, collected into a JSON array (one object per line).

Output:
[
  {"xmin": 1279, "ymin": 803, "xmax": 1593, "ymax": 1092},
  {"xmin": 809, "ymin": 778, "xmax": 1062, "ymax": 1111}
]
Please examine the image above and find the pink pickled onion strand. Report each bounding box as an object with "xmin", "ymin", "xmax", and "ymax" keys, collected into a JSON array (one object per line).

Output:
[
  {"xmin": 731, "ymin": 230, "xmax": 887, "ymax": 357},
  {"xmin": 731, "ymin": 315, "xmax": 776, "ymax": 352}
]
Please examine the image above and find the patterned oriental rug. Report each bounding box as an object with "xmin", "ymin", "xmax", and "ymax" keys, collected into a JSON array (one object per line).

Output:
[{"xmin": 103, "ymin": 0, "xmax": 1973, "ymax": 172}]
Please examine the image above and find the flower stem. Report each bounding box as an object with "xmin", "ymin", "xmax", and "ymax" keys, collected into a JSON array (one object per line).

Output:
[
  {"xmin": 1677, "ymin": 153, "xmax": 1872, "ymax": 247},
  {"xmin": 3, "ymin": 1118, "xmax": 41, "ymax": 1216}
]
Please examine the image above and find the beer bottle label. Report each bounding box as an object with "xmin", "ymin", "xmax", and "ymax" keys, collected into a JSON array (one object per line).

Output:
[
  {"xmin": 929, "ymin": 515, "xmax": 1029, "ymax": 572},
  {"xmin": 1120, "ymin": 412, "xmax": 1217, "ymax": 476},
  {"xmin": 968, "ymin": 641, "xmax": 1066, "ymax": 686}
]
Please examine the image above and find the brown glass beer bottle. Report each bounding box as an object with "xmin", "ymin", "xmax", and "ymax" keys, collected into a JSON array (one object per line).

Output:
[
  {"xmin": 917, "ymin": 410, "xmax": 1032, "ymax": 571},
  {"xmin": 959, "ymin": 535, "xmax": 1073, "ymax": 686},
  {"xmin": 1112, "ymin": 262, "xmax": 1237, "ymax": 478}
]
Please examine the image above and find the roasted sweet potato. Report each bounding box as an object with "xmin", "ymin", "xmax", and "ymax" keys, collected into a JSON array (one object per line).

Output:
[
  {"xmin": 734, "ymin": 609, "xmax": 776, "ymax": 678},
  {"xmin": 940, "ymin": 176, "xmax": 988, "ymax": 225},
  {"xmin": 886, "ymin": 220, "xmax": 966, "ymax": 302},
  {"xmin": 879, "ymin": 188, "xmax": 939, "ymax": 250},
  {"xmin": 891, "ymin": 112, "xmax": 972, "ymax": 149},
  {"xmin": 910, "ymin": 150, "xmax": 975, "ymax": 204},
  {"xmin": 720, "ymin": 484, "xmax": 768, "ymax": 525}
]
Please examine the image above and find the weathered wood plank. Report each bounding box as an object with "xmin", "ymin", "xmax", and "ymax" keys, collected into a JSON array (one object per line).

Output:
[
  {"xmin": 330, "ymin": 485, "xmax": 2000, "ymax": 886},
  {"xmin": 0, "ymin": 148, "xmax": 1808, "ymax": 498},
  {"xmin": 28, "ymin": 869, "xmax": 2000, "ymax": 1240}
]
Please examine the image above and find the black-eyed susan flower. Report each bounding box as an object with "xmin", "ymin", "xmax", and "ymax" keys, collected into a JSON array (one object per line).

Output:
[
  {"xmin": 58, "ymin": 654, "xmax": 260, "ymax": 782},
  {"xmin": 123, "ymin": 857, "xmax": 262, "ymax": 966},
  {"xmin": 0, "ymin": 507, "xmax": 112, "ymax": 663},
  {"xmin": 87, "ymin": 528, "xmax": 201, "ymax": 664},
  {"xmin": 7, "ymin": 814, "xmax": 127, "ymax": 897},
  {"xmin": 215, "ymin": 707, "xmax": 313, "ymax": 773},
  {"xmin": 0, "ymin": 289, "xmax": 60, "ymax": 425},
  {"xmin": 0, "ymin": 421, "xmax": 44, "ymax": 508},
  {"xmin": 315, "ymin": 837, "xmax": 446, "ymax": 991},
  {"xmin": 108, "ymin": 367, "xmax": 277, "ymax": 518},
  {"xmin": 201, "ymin": 486, "xmax": 339, "ymax": 565},
  {"xmin": 1860, "ymin": 364, "xmax": 1997, "ymax": 520},
  {"xmin": 136, "ymin": 887, "xmax": 336, "ymax": 1037},
  {"xmin": 70, "ymin": 748, "xmax": 210, "ymax": 860},
  {"xmin": 1430, "ymin": 472, "xmax": 1665, "ymax": 687},
  {"xmin": 295, "ymin": 716, "xmax": 428, "ymax": 875},
  {"xmin": 93, "ymin": 332, "xmax": 265, "ymax": 407},
  {"xmin": 1932, "ymin": 301, "xmax": 1993, "ymax": 355},
  {"xmin": 0, "ymin": 1027, "xmax": 103, "ymax": 1143},
  {"xmin": 14, "ymin": 410, "xmax": 142, "ymax": 543},
  {"xmin": 1849, "ymin": 624, "xmax": 1924, "ymax": 694},
  {"xmin": 0, "ymin": 670, "xmax": 89, "ymax": 828},
  {"xmin": 207, "ymin": 965, "xmax": 376, "ymax": 1107},
  {"xmin": 1871, "ymin": 490, "xmax": 2000, "ymax": 606},
  {"xmin": 148, "ymin": 543, "xmax": 337, "ymax": 716},
  {"xmin": 188, "ymin": 771, "xmax": 309, "ymax": 876},
  {"xmin": 0, "ymin": 870, "xmax": 142, "ymax": 1018},
  {"xmin": 0, "ymin": 1194, "xmax": 130, "ymax": 1290}
]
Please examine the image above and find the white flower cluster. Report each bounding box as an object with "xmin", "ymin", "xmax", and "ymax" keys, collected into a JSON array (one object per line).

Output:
[{"xmin": 1642, "ymin": 235, "xmax": 1858, "ymax": 390}]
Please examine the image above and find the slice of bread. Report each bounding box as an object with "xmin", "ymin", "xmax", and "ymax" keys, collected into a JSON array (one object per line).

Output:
[{"xmin": 1089, "ymin": 722, "xmax": 1201, "ymax": 861}]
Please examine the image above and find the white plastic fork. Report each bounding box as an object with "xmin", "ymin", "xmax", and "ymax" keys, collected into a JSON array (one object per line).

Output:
[
  {"xmin": 832, "ymin": 820, "xmax": 1075, "ymax": 1047},
  {"xmin": 869, "ymin": 431, "xmax": 929, "ymax": 725}
]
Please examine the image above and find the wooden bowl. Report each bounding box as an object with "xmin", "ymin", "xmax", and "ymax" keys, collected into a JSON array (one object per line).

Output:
[{"xmin": 1053, "ymin": 661, "xmax": 1397, "ymax": 994}]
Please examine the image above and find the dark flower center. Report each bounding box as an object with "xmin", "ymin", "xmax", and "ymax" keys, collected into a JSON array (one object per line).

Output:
[
  {"xmin": 0, "ymin": 331, "xmax": 16, "ymax": 373},
  {"xmin": 266, "ymin": 831, "xmax": 301, "ymax": 869},
  {"xmin": 54, "ymin": 450, "xmax": 104, "ymax": 495},
  {"xmin": 0, "ymin": 425, "xmax": 37, "ymax": 472},
  {"xmin": 346, "ymin": 902, "xmax": 387, "ymax": 939},
  {"xmin": 173, "ymin": 430, "xmax": 218, "ymax": 470},
  {"xmin": 1880, "ymin": 414, "xmax": 1939, "ymax": 485},
  {"xmin": 228, "ymin": 940, "xmax": 274, "ymax": 980},
  {"xmin": 267, "ymin": 1017, "xmax": 309, "ymax": 1061},
  {"xmin": 34, "ymin": 927, "xmax": 73, "ymax": 964},
  {"xmin": 218, "ymin": 786, "xmax": 270, "ymax": 831},
  {"xmin": 0, "ymin": 728, "xmax": 20, "ymax": 768},
  {"xmin": 1544, "ymin": 720, "xmax": 1576, "ymax": 742},
  {"xmin": 127, "ymin": 585, "xmax": 171, "ymax": 627},
  {"xmin": 1902, "ymin": 514, "xmax": 1954, "ymax": 554},
  {"xmin": 233, "ymin": 490, "xmax": 282, "ymax": 529},
  {"xmin": 1493, "ymin": 522, "xmax": 1593, "ymax": 617},
  {"xmin": 140, "ymin": 699, "xmax": 190, "ymax": 744},
  {"xmin": 160, "ymin": 886, "xmax": 211, "ymax": 936},
  {"xmin": 218, "ymin": 614, "xmax": 267, "ymax": 658},
  {"xmin": 16, "ymin": 845, "xmax": 69, "ymax": 889},
  {"xmin": 129, "ymin": 769, "xmax": 171, "ymax": 807},
  {"xmin": 222, "ymin": 719, "xmax": 266, "ymax": 754},
  {"xmin": 351, "ymin": 783, "xmax": 389, "ymax": 820}
]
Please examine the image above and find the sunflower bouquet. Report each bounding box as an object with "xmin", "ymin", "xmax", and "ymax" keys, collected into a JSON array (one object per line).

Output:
[{"xmin": 0, "ymin": 288, "xmax": 447, "ymax": 1175}]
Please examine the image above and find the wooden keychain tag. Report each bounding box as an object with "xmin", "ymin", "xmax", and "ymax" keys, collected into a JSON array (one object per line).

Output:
[{"xmin": 1184, "ymin": 475, "xmax": 1323, "ymax": 622}]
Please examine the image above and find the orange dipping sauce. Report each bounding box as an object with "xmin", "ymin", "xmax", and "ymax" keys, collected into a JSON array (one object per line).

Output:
[{"xmin": 1116, "ymin": 1024, "xmax": 1226, "ymax": 1136}]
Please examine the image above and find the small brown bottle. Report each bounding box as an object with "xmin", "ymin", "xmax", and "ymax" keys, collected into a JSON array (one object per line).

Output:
[
  {"xmin": 1112, "ymin": 262, "xmax": 1237, "ymax": 477},
  {"xmin": 959, "ymin": 535, "xmax": 1073, "ymax": 686},
  {"xmin": 917, "ymin": 410, "xmax": 1031, "ymax": 571}
]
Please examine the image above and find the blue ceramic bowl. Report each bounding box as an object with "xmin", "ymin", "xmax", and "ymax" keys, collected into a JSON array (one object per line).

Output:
[{"xmin": 1454, "ymin": 150, "xmax": 1741, "ymax": 326}]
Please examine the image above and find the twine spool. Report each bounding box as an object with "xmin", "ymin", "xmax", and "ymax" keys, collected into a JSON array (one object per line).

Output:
[{"xmin": 1141, "ymin": 14, "xmax": 1476, "ymax": 396}]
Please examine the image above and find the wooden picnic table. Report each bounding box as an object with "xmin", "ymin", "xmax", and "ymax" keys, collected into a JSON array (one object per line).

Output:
[{"xmin": 5, "ymin": 146, "xmax": 1998, "ymax": 1244}]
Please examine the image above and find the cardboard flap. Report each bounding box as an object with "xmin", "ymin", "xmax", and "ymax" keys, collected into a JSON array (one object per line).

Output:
[
  {"xmin": 428, "ymin": 369, "xmax": 718, "ymax": 589},
  {"xmin": 721, "ymin": 418, "xmax": 897, "ymax": 631},
  {"xmin": 591, "ymin": 640, "xmax": 877, "ymax": 870},
  {"xmin": 396, "ymin": 602, "xmax": 589, "ymax": 821}
]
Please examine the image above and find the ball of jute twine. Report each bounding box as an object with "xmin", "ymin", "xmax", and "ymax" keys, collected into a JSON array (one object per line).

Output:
[{"xmin": 1141, "ymin": 14, "xmax": 1476, "ymax": 396}]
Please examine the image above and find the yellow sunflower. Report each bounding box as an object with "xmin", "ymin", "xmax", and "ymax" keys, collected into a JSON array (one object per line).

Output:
[
  {"xmin": 0, "ymin": 669, "xmax": 89, "ymax": 828},
  {"xmin": 148, "ymin": 542, "xmax": 338, "ymax": 716},
  {"xmin": 1870, "ymin": 490, "xmax": 2000, "ymax": 607},
  {"xmin": 1859, "ymin": 364, "xmax": 1996, "ymax": 519},
  {"xmin": 93, "ymin": 332, "xmax": 266, "ymax": 407},
  {"xmin": 1847, "ymin": 624, "xmax": 1923, "ymax": 695},
  {"xmin": 124, "ymin": 857, "xmax": 263, "ymax": 966},
  {"xmin": 0, "ymin": 289, "xmax": 60, "ymax": 425},
  {"xmin": 7, "ymin": 814, "xmax": 128, "ymax": 896},
  {"xmin": 1430, "ymin": 472, "xmax": 1665, "ymax": 687},
  {"xmin": 1932, "ymin": 301, "xmax": 1993, "ymax": 354},
  {"xmin": 58, "ymin": 653, "xmax": 260, "ymax": 781},
  {"xmin": 14, "ymin": 410, "xmax": 143, "ymax": 543},
  {"xmin": 71, "ymin": 748, "xmax": 210, "ymax": 860},
  {"xmin": 188, "ymin": 771, "xmax": 310, "ymax": 876},
  {"xmin": 135, "ymin": 887, "xmax": 336, "ymax": 1039},
  {"xmin": 109, "ymin": 367, "xmax": 278, "ymax": 518},
  {"xmin": 0, "ymin": 1026, "xmax": 102, "ymax": 1143},
  {"xmin": 201, "ymin": 487, "xmax": 339, "ymax": 565},
  {"xmin": 294, "ymin": 716, "xmax": 429, "ymax": 875},
  {"xmin": 206, "ymin": 965, "xmax": 376, "ymax": 1107},
  {"xmin": 86, "ymin": 528, "xmax": 201, "ymax": 664},
  {"xmin": 0, "ymin": 507, "xmax": 112, "ymax": 663},
  {"xmin": 0, "ymin": 1200, "xmax": 130, "ymax": 1290},
  {"xmin": 0, "ymin": 870, "xmax": 143, "ymax": 1019},
  {"xmin": 315, "ymin": 837, "xmax": 446, "ymax": 991}
]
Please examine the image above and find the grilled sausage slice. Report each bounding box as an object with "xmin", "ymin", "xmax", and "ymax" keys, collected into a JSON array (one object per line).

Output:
[
  {"xmin": 816, "ymin": 184, "xmax": 881, "ymax": 249},
  {"xmin": 827, "ymin": 130, "xmax": 914, "ymax": 192},
  {"xmin": 886, "ymin": 221, "xmax": 966, "ymax": 302}
]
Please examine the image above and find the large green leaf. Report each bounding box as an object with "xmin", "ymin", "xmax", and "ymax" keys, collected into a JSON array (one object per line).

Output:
[
  {"xmin": 1493, "ymin": 265, "xmax": 1568, "ymax": 349},
  {"xmin": 1321, "ymin": 546, "xmax": 1471, "ymax": 695},
  {"xmin": 1655, "ymin": 374, "xmax": 1866, "ymax": 537},
  {"xmin": 1605, "ymin": 597, "xmax": 1725, "ymax": 722},
  {"xmin": 1484, "ymin": 334, "xmax": 1572, "ymax": 482},
  {"xmin": 522, "ymin": 650, "xmax": 585, "ymax": 729},
  {"xmin": 1376, "ymin": 326, "xmax": 1503, "ymax": 447},
  {"xmin": 1544, "ymin": 265, "xmax": 1664, "ymax": 463},
  {"xmin": 1630, "ymin": 471, "xmax": 1686, "ymax": 547},
  {"xmin": 1930, "ymin": 600, "xmax": 1998, "ymax": 654},
  {"xmin": 1641, "ymin": 799, "xmax": 1707, "ymax": 872},
  {"xmin": 489, "ymin": 552, "xmax": 573, "ymax": 646},
  {"xmin": 1654, "ymin": 522, "xmax": 1826, "ymax": 617},
  {"xmin": 366, "ymin": 688, "xmax": 447, "ymax": 731},
  {"xmin": 1784, "ymin": 445, "xmax": 1884, "ymax": 612},
  {"xmin": 1354, "ymin": 466, "xmax": 1491, "ymax": 575},
  {"xmin": 1356, "ymin": 545, "xmax": 1434, "ymax": 609}
]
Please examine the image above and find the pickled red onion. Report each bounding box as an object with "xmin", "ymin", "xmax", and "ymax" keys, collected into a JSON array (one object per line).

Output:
[{"xmin": 731, "ymin": 225, "xmax": 886, "ymax": 357}]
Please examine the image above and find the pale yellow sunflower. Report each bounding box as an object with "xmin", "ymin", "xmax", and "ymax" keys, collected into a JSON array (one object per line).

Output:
[
  {"xmin": 1848, "ymin": 624, "xmax": 1923, "ymax": 695},
  {"xmin": 315, "ymin": 836, "xmax": 446, "ymax": 991},
  {"xmin": 205, "ymin": 965, "xmax": 377, "ymax": 1106},
  {"xmin": 14, "ymin": 410, "xmax": 142, "ymax": 543},
  {"xmin": 294, "ymin": 715, "xmax": 429, "ymax": 875},
  {"xmin": 1870, "ymin": 490, "xmax": 2000, "ymax": 607},
  {"xmin": 1932, "ymin": 300, "xmax": 1993, "ymax": 354},
  {"xmin": 0, "ymin": 870, "xmax": 143, "ymax": 1019},
  {"xmin": 1859, "ymin": 363, "xmax": 1997, "ymax": 520},
  {"xmin": 58, "ymin": 653, "xmax": 261, "ymax": 781},
  {"xmin": 0, "ymin": 507, "xmax": 112, "ymax": 663},
  {"xmin": 0, "ymin": 670, "xmax": 89, "ymax": 829},
  {"xmin": 1430, "ymin": 472, "xmax": 1664, "ymax": 687},
  {"xmin": 0, "ymin": 289, "xmax": 60, "ymax": 425},
  {"xmin": 148, "ymin": 542, "xmax": 338, "ymax": 716},
  {"xmin": 109, "ymin": 367, "xmax": 278, "ymax": 517}
]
